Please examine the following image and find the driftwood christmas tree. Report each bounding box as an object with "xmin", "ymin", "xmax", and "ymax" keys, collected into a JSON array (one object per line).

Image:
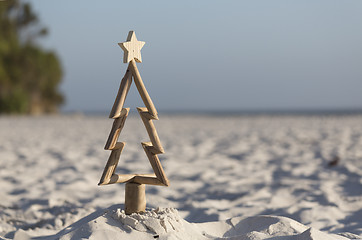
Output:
[{"xmin": 98, "ymin": 31, "xmax": 169, "ymax": 215}]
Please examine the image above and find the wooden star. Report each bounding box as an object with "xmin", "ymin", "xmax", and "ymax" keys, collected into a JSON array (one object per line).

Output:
[{"xmin": 119, "ymin": 31, "xmax": 145, "ymax": 63}]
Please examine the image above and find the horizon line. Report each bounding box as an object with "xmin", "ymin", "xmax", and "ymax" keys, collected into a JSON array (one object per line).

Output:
[{"xmin": 61, "ymin": 107, "xmax": 362, "ymax": 116}]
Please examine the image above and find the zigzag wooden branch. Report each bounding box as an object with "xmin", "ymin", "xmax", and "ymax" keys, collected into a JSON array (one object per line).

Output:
[
  {"xmin": 105, "ymin": 108, "xmax": 129, "ymax": 150},
  {"xmin": 99, "ymin": 58, "xmax": 169, "ymax": 188},
  {"xmin": 99, "ymin": 142, "xmax": 125, "ymax": 185},
  {"xmin": 101, "ymin": 174, "xmax": 166, "ymax": 186},
  {"xmin": 137, "ymin": 107, "xmax": 164, "ymax": 154},
  {"xmin": 142, "ymin": 142, "xmax": 169, "ymax": 186},
  {"xmin": 129, "ymin": 59, "xmax": 158, "ymax": 119},
  {"xmin": 109, "ymin": 69, "xmax": 132, "ymax": 119}
]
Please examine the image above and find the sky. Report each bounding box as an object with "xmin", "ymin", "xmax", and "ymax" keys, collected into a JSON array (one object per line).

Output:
[{"xmin": 28, "ymin": 0, "xmax": 362, "ymax": 113}]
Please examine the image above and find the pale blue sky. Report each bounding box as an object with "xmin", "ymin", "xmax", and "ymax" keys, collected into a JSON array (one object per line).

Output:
[{"xmin": 29, "ymin": 0, "xmax": 362, "ymax": 112}]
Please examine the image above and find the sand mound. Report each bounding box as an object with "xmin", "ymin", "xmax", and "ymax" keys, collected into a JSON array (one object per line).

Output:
[
  {"xmin": 112, "ymin": 207, "xmax": 186, "ymax": 235},
  {"xmin": 11, "ymin": 206, "xmax": 353, "ymax": 240}
]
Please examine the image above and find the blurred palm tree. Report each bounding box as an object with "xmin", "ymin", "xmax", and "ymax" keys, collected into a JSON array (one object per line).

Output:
[{"xmin": 0, "ymin": 0, "xmax": 64, "ymax": 114}]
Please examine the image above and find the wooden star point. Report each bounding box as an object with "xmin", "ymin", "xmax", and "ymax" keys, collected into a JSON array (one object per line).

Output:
[{"xmin": 118, "ymin": 31, "xmax": 145, "ymax": 63}]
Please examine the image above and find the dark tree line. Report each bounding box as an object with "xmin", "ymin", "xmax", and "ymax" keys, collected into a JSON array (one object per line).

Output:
[{"xmin": 0, "ymin": 0, "xmax": 64, "ymax": 114}]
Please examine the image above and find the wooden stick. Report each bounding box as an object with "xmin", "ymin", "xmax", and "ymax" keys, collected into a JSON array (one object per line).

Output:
[
  {"xmin": 109, "ymin": 69, "xmax": 132, "ymax": 119},
  {"xmin": 137, "ymin": 107, "xmax": 164, "ymax": 154},
  {"xmin": 104, "ymin": 108, "xmax": 130, "ymax": 150},
  {"xmin": 125, "ymin": 182, "xmax": 146, "ymax": 215},
  {"xmin": 98, "ymin": 142, "xmax": 125, "ymax": 185},
  {"xmin": 133, "ymin": 176, "xmax": 166, "ymax": 186},
  {"xmin": 142, "ymin": 142, "xmax": 169, "ymax": 186},
  {"xmin": 103, "ymin": 173, "xmax": 156, "ymax": 185},
  {"xmin": 129, "ymin": 59, "xmax": 158, "ymax": 119},
  {"xmin": 101, "ymin": 172, "xmax": 167, "ymax": 186}
]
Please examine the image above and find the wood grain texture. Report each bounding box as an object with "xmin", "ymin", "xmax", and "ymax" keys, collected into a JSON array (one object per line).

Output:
[
  {"xmin": 137, "ymin": 107, "xmax": 164, "ymax": 154},
  {"xmin": 125, "ymin": 182, "xmax": 146, "ymax": 215},
  {"xmin": 109, "ymin": 69, "xmax": 132, "ymax": 119},
  {"xmin": 104, "ymin": 108, "xmax": 130, "ymax": 150},
  {"xmin": 142, "ymin": 142, "xmax": 169, "ymax": 186},
  {"xmin": 103, "ymin": 173, "xmax": 156, "ymax": 185},
  {"xmin": 99, "ymin": 31, "xmax": 170, "ymax": 191},
  {"xmin": 105, "ymin": 174, "xmax": 165, "ymax": 186},
  {"xmin": 129, "ymin": 60, "xmax": 158, "ymax": 119},
  {"xmin": 133, "ymin": 176, "xmax": 165, "ymax": 186},
  {"xmin": 98, "ymin": 142, "xmax": 125, "ymax": 185},
  {"xmin": 119, "ymin": 31, "xmax": 145, "ymax": 63}
]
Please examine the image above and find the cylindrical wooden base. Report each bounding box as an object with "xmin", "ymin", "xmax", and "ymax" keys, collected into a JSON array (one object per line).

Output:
[{"xmin": 125, "ymin": 182, "xmax": 146, "ymax": 215}]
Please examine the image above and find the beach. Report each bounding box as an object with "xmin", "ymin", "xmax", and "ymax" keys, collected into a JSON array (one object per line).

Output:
[{"xmin": 1, "ymin": 114, "xmax": 361, "ymax": 239}]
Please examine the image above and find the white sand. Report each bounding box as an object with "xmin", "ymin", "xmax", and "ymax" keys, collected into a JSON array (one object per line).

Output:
[
  {"xmin": 0, "ymin": 114, "xmax": 362, "ymax": 239},
  {"xmin": 10, "ymin": 206, "xmax": 352, "ymax": 240}
]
